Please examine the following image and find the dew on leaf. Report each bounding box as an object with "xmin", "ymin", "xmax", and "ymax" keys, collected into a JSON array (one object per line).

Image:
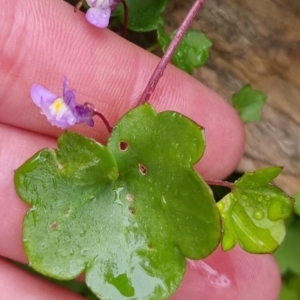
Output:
[
  {"xmin": 217, "ymin": 202, "xmax": 225, "ymax": 211},
  {"xmin": 267, "ymin": 199, "xmax": 287, "ymax": 221},
  {"xmin": 161, "ymin": 196, "xmax": 167, "ymax": 205},
  {"xmin": 15, "ymin": 105, "xmax": 222, "ymax": 300},
  {"xmin": 222, "ymin": 230, "xmax": 236, "ymax": 251},
  {"xmin": 241, "ymin": 195, "xmax": 247, "ymax": 200},
  {"xmin": 253, "ymin": 209, "xmax": 264, "ymax": 220}
]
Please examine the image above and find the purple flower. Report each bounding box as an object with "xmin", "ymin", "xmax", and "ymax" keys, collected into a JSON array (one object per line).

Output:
[
  {"xmin": 85, "ymin": 0, "xmax": 116, "ymax": 28},
  {"xmin": 31, "ymin": 78, "xmax": 95, "ymax": 129}
]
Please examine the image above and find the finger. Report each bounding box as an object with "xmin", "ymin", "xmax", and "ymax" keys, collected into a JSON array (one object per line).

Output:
[
  {"xmin": 0, "ymin": 0, "xmax": 245, "ymax": 180},
  {"xmin": 170, "ymin": 246, "xmax": 281, "ymax": 300},
  {"xmin": 0, "ymin": 257, "xmax": 85, "ymax": 300}
]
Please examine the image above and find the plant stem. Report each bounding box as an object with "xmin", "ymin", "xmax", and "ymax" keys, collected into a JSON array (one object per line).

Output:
[
  {"xmin": 121, "ymin": 0, "xmax": 128, "ymax": 37},
  {"xmin": 93, "ymin": 111, "xmax": 113, "ymax": 133},
  {"xmin": 205, "ymin": 180, "xmax": 234, "ymax": 190},
  {"xmin": 112, "ymin": 0, "xmax": 128, "ymax": 37},
  {"xmin": 137, "ymin": 0, "xmax": 206, "ymax": 105}
]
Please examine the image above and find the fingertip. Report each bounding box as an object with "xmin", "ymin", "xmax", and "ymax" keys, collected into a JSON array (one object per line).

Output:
[{"xmin": 170, "ymin": 246, "xmax": 281, "ymax": 300}]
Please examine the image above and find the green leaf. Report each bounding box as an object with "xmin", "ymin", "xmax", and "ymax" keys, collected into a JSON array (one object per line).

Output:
[
  {"xmin": 293, "ymin": 194, "xmax": 300, "ymax": 216},
  {"xmin": 157, "ymin": 22, "xmax": 212, "ymax": 74},
  {"xmin": 274, "ymin": 219, "xmax": 300, "ymax": 275},
  {"xmin": 232, "ymin": 84, "xmax": 267, "ymax": 123},
  {"xmin": 217, "ymin": 167, "xmax": 293, "ymax": 253},
  {"xmin": 114, "ymin": 0, "xmax": 169, "ymax": 32},
  {"xmin": 15, "ymin": 104, "xmax": 221, "ymax": 300},
  {"xmin": 279, "ymin": 274, "xmax": 300, "ymax": 300}
]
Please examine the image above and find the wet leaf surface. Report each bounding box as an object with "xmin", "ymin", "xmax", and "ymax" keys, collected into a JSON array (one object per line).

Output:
[
  {"xmin": 217, "ymin": 167, "xmax": 294, "ymax": 253},
  {"xmin": 15, "ymin": 104, "xmax": 221, "ymax": 300}
]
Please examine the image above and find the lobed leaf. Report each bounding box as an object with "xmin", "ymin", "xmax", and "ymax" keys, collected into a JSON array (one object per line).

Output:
[
  {"xmin": 15, "ymin": 104, "xmax": 221, "ymax": 300},
  {"xmin": 217, "ymin": 167, "xmax": 294, "ymax": 253}
]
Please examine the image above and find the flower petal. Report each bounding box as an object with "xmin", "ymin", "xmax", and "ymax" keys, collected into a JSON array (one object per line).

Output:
[
  {"xmin": 31, "ymin": 84, "xmax": 57, "ymax": 107},
  {"xmin": 86, "ymin": 7, "xmax": 111, "ymax": 28}
]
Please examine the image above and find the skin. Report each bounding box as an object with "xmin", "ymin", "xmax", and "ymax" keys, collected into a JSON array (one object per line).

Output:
[{"xmin": 0, "ymin": 0, "xmax": 281, "ymax": 299}]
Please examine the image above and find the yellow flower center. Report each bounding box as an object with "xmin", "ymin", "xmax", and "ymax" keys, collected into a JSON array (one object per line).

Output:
[{"xmin": 50, "ymin": 98, "xmax": 69, "ymax": 118}]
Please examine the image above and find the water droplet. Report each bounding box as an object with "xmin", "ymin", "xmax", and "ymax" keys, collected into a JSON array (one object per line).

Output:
[
  {"xmin": 241, "ymin": 195, "xmax": 247, "ymax": 200},
  {"xmin": 253, "ymin": 209, "xmax": 264, "ymax": 220},
  {"xmin": 258, "ymin": 196, "xmax": 263, "ymax": 202},
  {"xmin": 195, "ymin": 261, "xmax": 231, "ymax": 288},
  {"xmin": 267, "ymin": 199, "xmax": 285, "ymax": 221},
  {"xmin": 265, "ymin": 195, "xmax": 270, "ymax": 200},
  {"xmin": 218, "ymin": 202, "xmax": 225, "ymax": 211},
  {"xmin": 221, "ymin": 213, "xmax": 227, "ymax": 220}
]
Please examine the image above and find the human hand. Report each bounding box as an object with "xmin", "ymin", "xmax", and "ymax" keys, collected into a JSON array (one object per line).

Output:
[{"xmin": 0, "ymin": 0, "xmax": 280, "ymax": 299}]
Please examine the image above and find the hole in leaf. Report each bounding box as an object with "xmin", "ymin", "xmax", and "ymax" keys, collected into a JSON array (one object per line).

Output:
[
  {"xmin": 129, "ymin": 208, "xmax": 135, "ymax": 214},
  {"xmin": 119, "ymin": 141, "xmax": 129, "ymax": 151},
  {"xmin": 126, "ymin": 194, "xmax": 134, "ymax": 201},
  {"xmin": 139, "ymin": 164, "xmax": 147, "ymax": 175},
  {"xmin": 50, "ymin": 222, "xmax": 58, "ymax": 230},
  {"xmin": 64, "ymin": 209, "xmax": 71, "ymax": 216}
]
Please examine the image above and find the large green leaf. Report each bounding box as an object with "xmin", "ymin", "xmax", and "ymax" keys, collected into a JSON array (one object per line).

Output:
[
  {"xmin": 217, "ymin": 167, "xmax": 293, "ymax": 253},
  {"xmin": 15, "ymin": 104, "xmax": 221, "ymax": 300}
]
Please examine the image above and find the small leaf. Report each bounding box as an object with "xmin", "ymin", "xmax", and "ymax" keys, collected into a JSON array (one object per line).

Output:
[
  {"xmin": 114, "ymin": 0, "xmax": 169, "ymax": 32},
  {"xmin": 274, "ymin": 219, "xmax": 300, "ymax": 275},
  {"xmin": 232, "ymin": 84, "xmax": 267, "ymax": 123},
  {"xmin": 217, "ymin": 167, "xmax": 294, "ymax": 253},
  {"xmin": 15, "ymin": 104, "xmax": 221, "ymax": 300},
  {"xmin": 157, "ymin": 22, "xmax": 212, "ymax": 74}
]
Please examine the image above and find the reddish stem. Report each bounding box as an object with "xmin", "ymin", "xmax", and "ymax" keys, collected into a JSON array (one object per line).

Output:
[
  {"xmin": 111, "ymin": 0, "xmax": 128, "ymax": 37},
  {"xmin": 121, "ymin": 0, "xmax": 128, "ymax": 38},
  {"xmin": 205, "ymin": 180, "xmax": 234, "ymax": 190},
  {"xmin": 137, "ymin": 0, "xmax": 206, "ymax": 105},
  {"xmin": 93, "ymin": 111, "xmax": 113, "ymax": 133}
]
